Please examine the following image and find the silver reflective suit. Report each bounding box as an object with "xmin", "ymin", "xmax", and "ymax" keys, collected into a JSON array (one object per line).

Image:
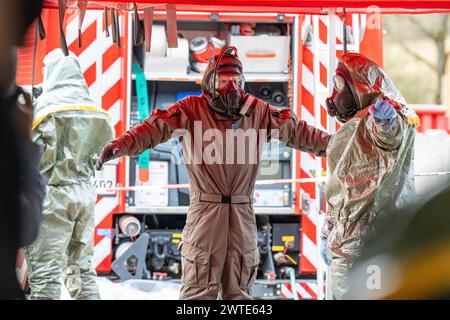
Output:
[
  {"xmin": 325, "ymin": 53, "xmax": 418, "ymax": 299},
  {"xmin": 25, "ymin": 50, "xmax": 114, "ymax": 300}
]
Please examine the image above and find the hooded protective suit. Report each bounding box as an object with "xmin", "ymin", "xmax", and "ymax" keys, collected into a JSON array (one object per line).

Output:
[
  {"xmin": 24, "ymin": 49, "xmax": 114, "ymax": 300},
  {"xmin": 96, "ymin": 47, "xmax": 331, "ymax": 300},
  {"xmin": 323, "ymin": 53, "xmax": 418, "ymax": 299}
]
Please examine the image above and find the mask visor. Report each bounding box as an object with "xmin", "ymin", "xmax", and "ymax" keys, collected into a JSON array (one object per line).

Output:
[{"xmin": 215, "ymin": 74, "xmax": 244, "ymax": 91}]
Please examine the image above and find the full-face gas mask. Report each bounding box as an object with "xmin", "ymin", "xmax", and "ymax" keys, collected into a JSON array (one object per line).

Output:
[
  {"xmin": 203, "ymin": 46, "xmax": 245, "ymax": 118},
  {"xmin": 326, "ymin": 74, "xmax": 358, "ymax": 123},
  {"xmin": 215, "ymin": 70, "xmax": 245, "ymax": 115}
]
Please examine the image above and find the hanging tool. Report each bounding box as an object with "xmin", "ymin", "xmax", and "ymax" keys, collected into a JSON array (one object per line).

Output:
[
  {"xmin": 58, "ymin": 0, "xmax": 69, "ymax": 56},
  {"xmin": 111, "ymin": 8, "xmax": 121, "ymax": 48},
  {"xmin": 104, "ymin": 6, "xmax": 110, "ymax": 37},
  {"xmin": 115, "ymin": 8, "xmax": 121, "ymax": 48},
  {"xmin": 133, "ymin": 3, "xmax": 144, "ymax": 46},
  {"xmin": 166, "ymin": 3, "xmax": 178, "ymax": 48},
  {"xmin": 111, "ymin": 8, "xmax": 117, "ymax": 43},
  {"xmin": 144, "ymin": 7, "xmax": 154, "ymax": 52},
  {"xmin": 132, "ymin": 63, "xmax": 150, "ymax": 182},
  {"xmin": 78, "ymin": 0, "xmax": 88, "ymax": 48},
  {"xmin": 37, "ymin": 15, "xmax": 46, "ymax": 40}
]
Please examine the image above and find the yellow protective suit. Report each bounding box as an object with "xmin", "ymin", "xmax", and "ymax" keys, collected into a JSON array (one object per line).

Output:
[{"xmin": 25, "ymin": 50, "xmax": 114, "ymax": 300}]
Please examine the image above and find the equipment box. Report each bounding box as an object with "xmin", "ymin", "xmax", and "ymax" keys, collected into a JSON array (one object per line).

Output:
[
  {"xmin": 141, "ymin": 25, "xmax": 190, "ymax": 75},
  {"xmin": 229, "ymin": 35, "xmax": 290, "ymax": 73}
]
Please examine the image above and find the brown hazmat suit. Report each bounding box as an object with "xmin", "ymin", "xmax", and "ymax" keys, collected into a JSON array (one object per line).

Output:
[
  {"xmin": 97, "ymin": 49, "xmax": 331, "ymax": 299},
  {"xmin": 324, "ymin": 53, "xmax": 418, "ymax": 299}
]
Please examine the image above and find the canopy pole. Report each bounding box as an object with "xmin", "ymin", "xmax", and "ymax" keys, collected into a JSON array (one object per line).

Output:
[
  {"xmin": 327, "ymin": 7, "xmax": 337, "ymax": 136},
  {"xmin": 343, "ymin": 8, "xmax": 347, "ymax": 54},
  {"xmin": 328, "ymin": 9, "xmax": 337, "ymax": 97},
  {"xmin": 326, "ymin": 8, "xmax": 337, "ymax": 301}
]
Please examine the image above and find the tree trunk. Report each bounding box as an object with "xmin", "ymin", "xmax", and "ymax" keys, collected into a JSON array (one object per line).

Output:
[
  {"xmin": 434, "ymin": 15, "xmax": 449, "ymax": 104},
  {"xmin": 435, "ymin": 41, "xmax": 446, "ymax": 104}
]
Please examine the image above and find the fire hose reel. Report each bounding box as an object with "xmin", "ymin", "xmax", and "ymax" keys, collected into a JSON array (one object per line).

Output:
[{"xmin": 119, "ymin": 215, "xmax": 142, "ymax": 237}]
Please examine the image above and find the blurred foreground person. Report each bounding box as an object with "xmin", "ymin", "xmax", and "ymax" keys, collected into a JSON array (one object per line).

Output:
[
  {"xmin": 347, "ymin": 185, "xmax": 450, "ymax": 299},
  {"xmin": 321, "ymin": 53, "xmax": 419, "ymax": 299},
  {"xmin": 25, "ymin": 49, "xmax": 114, "ymax": 300},
  {"xmin": 0, "ymin": 0, "xmax": 44, "ymax": 300}
]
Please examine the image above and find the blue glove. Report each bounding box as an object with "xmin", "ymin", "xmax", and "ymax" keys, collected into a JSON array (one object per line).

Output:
[
  {"xmin": 320, "ymin": 238, "xmax": 330, "ymax": 265},
  {"xmin": 368, "ymin": 98, "xmax": 397, "ymax": 130}
]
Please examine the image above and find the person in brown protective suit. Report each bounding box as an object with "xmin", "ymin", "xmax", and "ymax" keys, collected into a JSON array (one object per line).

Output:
[
  {"xmin": 321, "ymin": 53, "xmax": 418, "ymax": 299},
  {"xmin": 96, "ymin": 46, "xmax": 331, "ymax": 300}
]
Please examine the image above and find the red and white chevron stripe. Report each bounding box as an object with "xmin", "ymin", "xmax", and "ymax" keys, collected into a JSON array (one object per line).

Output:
[
  {"xmin": 65, "ymin": 9, "xmax": 128, "ymax": 272},
  {"xmin": 280, "ymin": 281, "xmax": 319, "ymax": 300},
  {"xmin": 298, "ymin": 14, "xmax": 320, "ymax": 275}
]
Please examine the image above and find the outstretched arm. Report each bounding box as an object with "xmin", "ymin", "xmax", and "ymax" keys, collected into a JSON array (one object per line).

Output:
[
  {"xmin": 266, "ymin": 104, "xmax": 331, "ymax": 156},
  {"xmin": 96, "ymin": 101, "xmax": 190, "ymax": 170}
]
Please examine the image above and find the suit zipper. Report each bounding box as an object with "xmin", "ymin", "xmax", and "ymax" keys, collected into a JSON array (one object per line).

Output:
[
  {"xmin": 225, "ymin": 118, "xmax": 241, "ymax": 196},
  {"xmin": 225, "ymin": 120, "xmax": 231, "ymax": 196}
]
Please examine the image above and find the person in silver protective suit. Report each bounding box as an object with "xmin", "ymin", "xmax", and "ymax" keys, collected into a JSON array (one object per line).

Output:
[{"xmin": 321, "ymin": 52, "xmax": 419, "ymax": 299}]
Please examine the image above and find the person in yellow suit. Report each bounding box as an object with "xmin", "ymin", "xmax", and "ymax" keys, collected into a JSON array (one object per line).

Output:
[{"xmin": 25, "ymin": 49, "xmax": 114, "ymax": 300}]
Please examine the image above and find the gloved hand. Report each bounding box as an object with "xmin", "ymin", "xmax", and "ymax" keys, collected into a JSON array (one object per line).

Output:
[
  {"xmin": 320, "ymin": 238, "xmax": 329, "ymax": 265},
  {"xmin": 96, "ymin": 140, "xmax": 126, "ymax": 170},
  {"xmin": 368, "ymin": 98, "xmax": 397, "ymax": 131}
]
